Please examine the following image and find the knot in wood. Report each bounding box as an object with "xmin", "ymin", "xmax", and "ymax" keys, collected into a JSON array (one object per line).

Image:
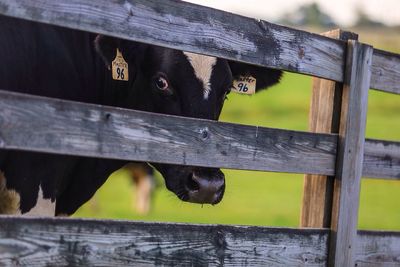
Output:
[
  {"xmin": 214, "ymin": 230, "xmax": 227, "ymax": 249},
  {"xmin": 298, "ymin": 47, "xmax": 305, "ymax": 59},
  {"xmin": 104, "ymin": 113, "xmax": 111, "ymax": 121},
  {"xmin": 200, "ymin": 128, "xmax": 209, "ymax": 140}
]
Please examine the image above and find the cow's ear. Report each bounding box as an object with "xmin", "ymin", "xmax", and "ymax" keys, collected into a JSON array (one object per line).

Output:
[
  {"xmin": 94, "ymin": 35, "xmax": 146, "ymax": 69},
  {"xmin": 228, "ymin": 61, "xmax": 282, "ymax": 92},
  {"xmin": 94, "ymin": 35, "xmax": 120, "ymax": 69}
]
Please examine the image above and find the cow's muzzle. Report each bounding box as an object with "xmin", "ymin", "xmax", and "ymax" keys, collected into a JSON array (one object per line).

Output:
[{"xmin": 184, "ymin": 169, "xmax": 225, "ymax": 205}]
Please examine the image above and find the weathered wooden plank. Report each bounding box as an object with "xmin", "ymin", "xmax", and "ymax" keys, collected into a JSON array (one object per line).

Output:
[
  {"xmin": 363, "ymin": 139, "xmax": 400, "ymax": 180},
  {"xmin": 1, "ymin": 216, "xmax": 399, "ymax": 267},
  {"xmin": 0, "ymin": 0, "xmax": 398, "ymax": 94},
  {"xmin": 371, "ymin": 49, "xmax": 400, "ymax": 94},
  {"xmin": 0, "ymin": 90, "xmax": 338, "ymax": 176},
  {"xmin": 301, "ymin": 30, "xmax": 358, "ymax": 229},
  {"xmin": 0, "ymin": 0, "xmax": 345, "ymax": 82},
  {"xmin": 329, "ymin": 41, "xmax": 373, "ymax": 267},
  {"xmin": 356, "ymin": 230, "xmax": 400, "ymax": 267},
  {"xmin": 0, "ymin": 90, "xmax": 398, "ymax": 179},
  {"xmin": 0, "ymin": 216, "xmax": 329, "ymax": 266}
]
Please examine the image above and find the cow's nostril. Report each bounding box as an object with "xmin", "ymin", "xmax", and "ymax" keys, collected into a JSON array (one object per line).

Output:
[{"xmin": 186, "ymin": 174, "xmax": 200, "ymax": 192}]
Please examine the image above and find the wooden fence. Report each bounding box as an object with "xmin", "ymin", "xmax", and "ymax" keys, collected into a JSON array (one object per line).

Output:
[{"xmin": 0, "ymin": 0, "xmax": 399, "ymax": 266}]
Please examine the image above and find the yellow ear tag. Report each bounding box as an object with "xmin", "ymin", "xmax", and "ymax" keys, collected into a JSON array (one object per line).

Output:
[
  {"xmin": 112, "ymin": 48, "xmax": 129, "ymax": 81},
  {"xmin": 231, "ymin": 76, "xmax": 256, "ymax": 95}
]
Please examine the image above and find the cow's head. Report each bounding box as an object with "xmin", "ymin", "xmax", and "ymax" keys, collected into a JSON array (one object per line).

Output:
[{"xmin": 95, "ymin": 36, "xmax": 282, "ymax": 205}]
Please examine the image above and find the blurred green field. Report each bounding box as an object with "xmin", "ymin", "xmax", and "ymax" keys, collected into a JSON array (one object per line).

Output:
[{"xmin": 75, "ymin": 30, "xmax": 400, "ymax": 230}]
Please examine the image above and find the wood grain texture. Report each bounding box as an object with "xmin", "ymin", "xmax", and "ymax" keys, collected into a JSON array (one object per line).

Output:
[
  {"xmin": 0, "ymin": 0, "xmax": 398, "ymax": 94},
  {"xmin": 371, "ymin": 49, "xmax": 400, "ymax": 94},
  {"xmin": 329, "ymin": 41, "xmax": 373, "ymax": 267},
  {"xmin": 0, "ymin": 0, "xmax": 344, "ymax": 81},
  {"xmin": 301, "ymin": 76, "xmax": 339, "ymax": 229},
  {"xmin": 0, "ymin": 216, "xmax": 399, "ymax": 267},
  {"xmin": 0, "ymin": 216, "xmax": 329, "ymax": 267},
  {"xmin": 0, "ymin": 90, "xmax": 338, "ymax": 176},
  {"xmin": 0, "ymin": 90, "xmax": 398, "ymax": 179},
  {"xmin": 356, "ymin": 230, "xmax": 400, "ymax": 267},
  {"xmin": 363, "ymin": 139, "xmax": 400, "ymax": 180},
  {"xmin": 301, "ymin": 30, "xmax": 358, "ymax": 229}
]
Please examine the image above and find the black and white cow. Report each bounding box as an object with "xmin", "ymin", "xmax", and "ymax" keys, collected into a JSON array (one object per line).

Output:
[{"xmin": 0, "ymin": 16, "xmax": 281, "ymax": 216}]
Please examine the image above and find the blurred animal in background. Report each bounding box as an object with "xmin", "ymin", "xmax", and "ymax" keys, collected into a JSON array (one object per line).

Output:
[{"xmin": 125, "ymin": 163, "xmax": 156, "ymax": 215}]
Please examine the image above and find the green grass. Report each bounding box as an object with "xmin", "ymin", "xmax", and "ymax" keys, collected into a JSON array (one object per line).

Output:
[
  {"xmin": 75, "ymin": 34, "xmax": 400, "ymax": 231},
  {"xmin": 74, "ymin": 168, "xmax": 304, "ymax": 226}
]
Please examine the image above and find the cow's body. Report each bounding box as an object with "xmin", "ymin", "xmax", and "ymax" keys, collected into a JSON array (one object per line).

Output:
[
  {"xmin": 0, "ymin": 17, "xmax": 130, "ymax": 215},
  {"xmin": 0, "ymin": 16, "xmax": 282, "ymax": 216}
]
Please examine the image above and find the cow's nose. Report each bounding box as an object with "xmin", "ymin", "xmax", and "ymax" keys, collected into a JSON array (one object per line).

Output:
[{"xmin": 185, "ymin": 170, "xmax": 225, "ymax": 205}]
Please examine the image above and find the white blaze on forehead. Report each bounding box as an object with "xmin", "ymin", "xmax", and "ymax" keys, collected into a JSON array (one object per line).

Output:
[
  {"xmin": 24, "ymin": 186, "xmax": 56, "ymax": 217},
  {"xmin": 183, "ymin": 52, "xmax": 217, "ymax": 99}
]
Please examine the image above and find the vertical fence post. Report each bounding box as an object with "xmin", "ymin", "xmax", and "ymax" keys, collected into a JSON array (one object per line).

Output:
[
  {"xmin": 301, "ymin": 30, "xmax": 358, "ymax": 228},
  {"xmin": 329, "ymin": 40, "xmax": 373, "ymax": 266}
]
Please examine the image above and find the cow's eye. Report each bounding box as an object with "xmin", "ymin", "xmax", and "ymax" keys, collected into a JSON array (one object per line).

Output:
[{"xmin": 155, "ymin": 77, "xmax": 169, "ymax": 91}]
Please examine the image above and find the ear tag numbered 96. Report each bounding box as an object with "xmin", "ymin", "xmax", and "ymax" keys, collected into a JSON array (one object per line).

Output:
[
  {"xmin": 112, "ymin": 48, "xmax": 129, "ymax": 81},
  {"xmin": 232, "ymin": 76, "xmax": 256, "ymax": 95}
]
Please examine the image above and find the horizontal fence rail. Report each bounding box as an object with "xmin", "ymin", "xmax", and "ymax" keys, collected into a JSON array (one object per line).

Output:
[
  {"xmin": 0, "ymin": 217, "xmax": 329, "ymax": 266},
  {"xmin": 363, "ymin": 139, "xmax": 400, "ymax": 179},
  {"xmin": 0, "ymin": 0, "xmax": 399, "ymax": 94},
  {"xmin": 356, "ymin": 230, "xmax": 400, "ymax": 266},
  {"xmin": 0, "ymin": 90, "xmax": 399, "ymax": 179},
  {"xmin": 0, "ymin": 217, "xmax": 399, "ymax": 266},
  {"xmin": 371, "ymin": 49, "xmax": 400, "ymax": 94}
]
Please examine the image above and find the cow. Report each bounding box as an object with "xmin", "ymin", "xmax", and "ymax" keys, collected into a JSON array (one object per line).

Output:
[{"xmin": 0, "ymin": 16, "xmax": 282, "ymax": 216}]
